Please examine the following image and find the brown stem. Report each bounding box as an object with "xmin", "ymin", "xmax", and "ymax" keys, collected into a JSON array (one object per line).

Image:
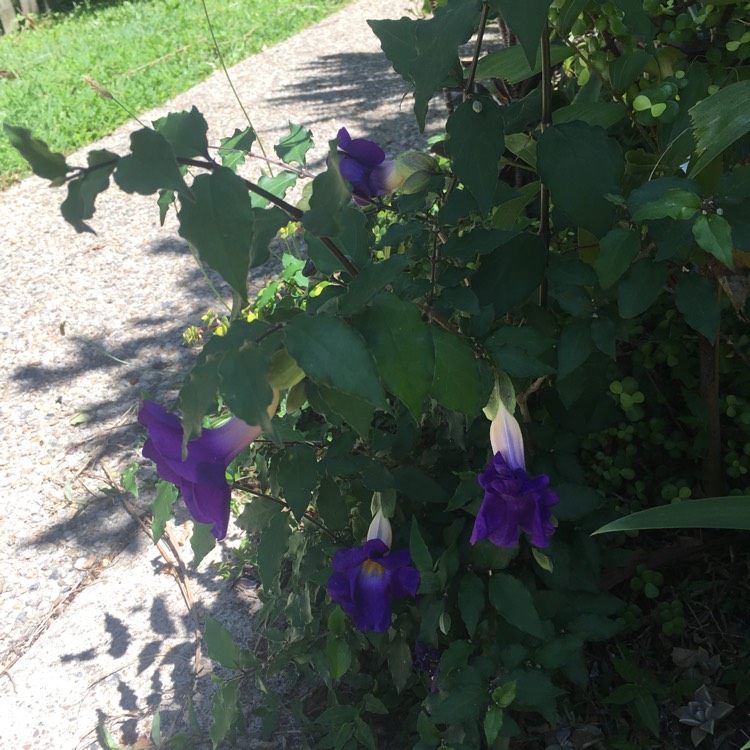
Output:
[{"xmin": 464, "ymin": 0, "xmax": 491, "ymax": 98}]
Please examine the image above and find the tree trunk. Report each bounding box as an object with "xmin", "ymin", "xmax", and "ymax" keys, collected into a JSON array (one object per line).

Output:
[{"xmin": 0, "ymin": 0, "xmax": 19, "ymax": 34}]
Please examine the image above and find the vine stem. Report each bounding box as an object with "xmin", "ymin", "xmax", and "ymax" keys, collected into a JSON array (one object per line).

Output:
[
  {"xmin": 538, "ymin": 22, "xmax": 552, "ymax": 308},
  {"xmin": 464, "ymin": 0, "xmax": 491, "ymax": 98}
]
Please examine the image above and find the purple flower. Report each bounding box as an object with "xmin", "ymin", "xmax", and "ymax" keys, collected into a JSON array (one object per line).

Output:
[
  {"xmin": 470, "ymin": 400, "xmax": 558, "ymax": 548},
  {"xmin": 336, "ymin": 127, "xmax": 402, "ymax": 205},
  {"xmin": 138, "ymin": 400, "xmax": 272, "ymax": 540},
  {"xmin": 327, "ymin": 511, "xmax": 420, "ymax": 632}
]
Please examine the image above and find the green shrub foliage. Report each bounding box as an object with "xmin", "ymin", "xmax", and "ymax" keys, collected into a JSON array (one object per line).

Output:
[{"xmin": 8, "ymin": 0, "xmax": 750, "ymax": 746}]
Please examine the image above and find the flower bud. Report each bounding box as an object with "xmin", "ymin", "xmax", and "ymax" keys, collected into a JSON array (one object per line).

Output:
[
  {"xmin": 367, "ymin": 509, "xmax": 393, "ymax": 550},
  {"xmin": 489, "ymin": 398, "xmax": 526, "ymax": 471}
]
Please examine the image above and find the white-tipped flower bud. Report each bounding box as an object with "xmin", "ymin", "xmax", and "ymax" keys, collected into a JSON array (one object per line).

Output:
[
  {"xmin": 490, "ymin": 399, "xmax": 526, "ymax": 471},
  {"xmin": 367, "ymin": 509, "xmax": 393, "ymax": 550}
]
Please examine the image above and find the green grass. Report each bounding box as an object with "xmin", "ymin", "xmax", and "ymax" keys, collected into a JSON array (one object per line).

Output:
[{"xmin": 0, "ymin": 0, "xmax": 349, "ymax": 186}]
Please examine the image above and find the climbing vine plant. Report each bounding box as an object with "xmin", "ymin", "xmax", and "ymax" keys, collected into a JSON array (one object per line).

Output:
[{"xmin": 6, "ymin": 0, "xmax": 750, "ymax": 747}]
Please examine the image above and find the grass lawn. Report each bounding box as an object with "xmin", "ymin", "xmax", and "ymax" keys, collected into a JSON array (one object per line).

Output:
[{"xmin": 0, "ymin": 0, "xmax": 350, "ymax": 186}]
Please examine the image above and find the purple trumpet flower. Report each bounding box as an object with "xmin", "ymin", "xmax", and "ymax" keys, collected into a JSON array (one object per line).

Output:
[
  {"xmin": 336, "ymin": 127, "xmax": 403, "ymax": 205},
  {"xmin": 470, "ymin": 400, "xmax": 559, "ymax": 549},
  {"xmin": 327, "ymin": 511, "xmax": 420, "ymax": 632},
  {"xmin": 138, "ymin": 400, "xmax": 271, "ymax": 540}
]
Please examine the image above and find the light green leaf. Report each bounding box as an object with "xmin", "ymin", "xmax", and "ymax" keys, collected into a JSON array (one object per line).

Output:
[
  {"xmin": 210, "ymin": 679, "xmax": 242, "ymax": 750},
  {"xmin": 3, "ymin": 123, "xmax": 69, "ymax": 182},
  {"xmin": 630, "ymin": 188, "xmax": 701, "ymax": 222},
  {"xmin": 488, "ymin": 572, "xmax": 547, "ymax": 638},
  {"xmin": 284, "ymin": 313, "xmax": 386, "ymax": 409},
  {"xmin": 204, "ymin": 616, "xmax": 258, "ymax": 669},
  {"xmin": 326, "ymin": 638, "xmax": 352, "ymax": 679},
  {"xmin": 251, "ymin": 170, "xmax": 297, "ymax": 208},
  {"xmin": 690, "ymin": 81, "xmax": 750, "ymax": 176},
  {"xmin": 446, "ymin": 97, "xmax": 505, "ymax": 215},
  {"xmin": 275, "ymin": 122, "xmax": 313, "ymax": 166},
  {"xmin": 692, "ymin": 213, "xmax": 735, "ymax": 268},
  {"xmin": 219, "ymin": 127, "xmax": 256, "ymax": 171},
  {"xmin": 190, "ymin": 522, "xmax": 216, "ymax": 567},
  {"xmin": 594, "ymin": 496, "xmax": 750, "ymax": 534},
  {"xmin": 474, "ymin": 43, "xmax": 573, "ymax": 84},
  {"xmin": 483, "ymin": 705, "xmax": 504, "ymax": 746},
  {"xmin": 114, "ymin": 128, "xmax": 191, "ymax": 197},
  {"xmin": 151, "ymin": 481, "xmax": 177, "ymax": 543}
]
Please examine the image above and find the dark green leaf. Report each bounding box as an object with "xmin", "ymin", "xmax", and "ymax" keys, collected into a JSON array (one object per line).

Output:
[
  {"xmin": 355, "ymin": 294, "xmax": 434, "ymax": 418},
  {"xmin": 535, "ymin": 635, "xmax": 583, "ymax": 669},
  {"xmin": 506, "ymin": 669, "xmax": 564, "ymax": 723},
  {"xmin": 591, "ymin": 317, "xmax": 616, "ymax": 359},
  {"xmin": 275, "ymin": 444, "xmax": 318, "ymax": 521},
  {"xmin": 177, "ymin": 167, "xmax": 254, "ymax": 298},
  {"xmin": 609, "ymin": 49, "xmax": 651, "ymax": 94},
  {"xmin": 675, "ymin": 271, "xmax": 720, "ymax": 342},
  {"xmin": 692, "ymin": 213, "xmax": 734, "ymax": 268},
  {"xmin": 557, "ymin": 318, "xmax": 592, "ymax": 380},
  {"xmin": 484, "ymin": 706, "xmax": 504, "ymax": 746},
  {"xmin": 158, "ymin": 189, "xmax": 174, "ymax": 225},
  {"xmin": 485, "ymin": 325, "xmax": 555, "ymax": 378},
  {"xmin": 552, "ymin": 101, "xmax": 627, "ymax": 129},
  {"xmin": 369, "ymin": 0, "xmax": 482, "ymax": 131},
  {"xmin": 326, "ymin": 638, "xmax": 352, "ymax": 679},
  {"xmin": 257, "ymin": 508, "xmax": 291, "ymax": 590},
  {"xmin": 555, "ymin": 0, "xmax": 588, "ymax": 34},
  {"xmin": 275, "ymin": 122, "xmax": 313, "ymax": 166},
  {"xmin": 152, "ymin": 106, "xmax": 209, "ymax": 158},
  {"xmin": 204, "ymin": 616, "xmax": 258, "ymax": 669},
  {"xmin": 218, "ymin": 344, "xmax": 275, "ymax": 433},
  {"xmin": 612, "ymin": 0, "xmax": 655, "ymax": 41},
  {"xmin": 178, "ymin": 345, "xmax": 223, "ymax": 443},
  {"xmin": 190, "ymin": 522, "xmax": 216, "ymax": 567},
  {"xmin": 594, "ymin": 495, "xmax": 750, "ymax": 533},
  {"xmin": 388, "ymin": 638, "xmax": 412, "ymax": 694},
  {"xmin": 617, "ymin": 259, "xmax": 667, "ymax": 318},
  {"xmin": 430, "ymin": 326, "xmax": 491, "ymax": 414},
  {"xmin": 555, "ymin": 483, "xmax": 603, "ymax": 521},
  {"xmin": 301, "ymin": 142, "xmax": 351, "ymax": 238},
  {"xmin": 630, "ymin": 188, "xmax": 701, "ymax": 222},
  {"xmin": 492, "ymin": 0, "xmax": 552, "ymax": 67},
  {"xmin": 446, "ymin": 97, "xmax": 505, "ymax": 215},
  {"xmin": 474, "ymin": 43, "xmax": 572, "ymax": 84},
  {"xmin": 458, "ymin": 572, "xmax": 484, "ymax": 637},
  {"xmin": 284, "ymin": 313, "xmax": 386, "ymax": 409},
  {"xmin": 595, "ymin": 227, "xmax": 640, "ymax": 289},
  {"xmin": 488, "ymin": 573, "xmax": 547, "ymax": 638},
  {"xmin": 151, "ymin": 481, "xmax": 177, "ymax": 543},
  {"xmin": 317, "ymin": 475, "xmax": 348, "ymax": 531},
  {"xmin": 690, "ymin": 81, "xmax": 750, "ymax": 176},
  {"xmin": 473, "ymin": 232, "xmax": 548, "ymax": 315},
  {"xmin": 114, "ymin": 128, "xmax": 191, "ymax": 197},
  {"xmin": 249, "ymin": 206, "xmax": 289, "ymax": 269},
  {"xmin": 537, "ymin": 122, "xmax": 623, "ymax": 237},
  {"xmin": 410, "ymin": 517, "xmax": 433, "ymax": 575},
  {"xmin": 3, "ymin": 124, "xmax": 68, "ymax": 181},
  {"xmin": 61, "ymin": 149, "xmax": 118, "ymax": 233},
  {"xmin": 338, "ymin": 255, "xmax": 410, "ymax": 315},
  {"xmin": 219, "ymin": 127, "xmax": 256, "ymax": 171},
  {"xmin": 314, "ymin": 384, "xmax": 374, "ymax": 439},
  {"xmin": 632, "ymin": 691, "xmax": 660, "ymax": 737}
]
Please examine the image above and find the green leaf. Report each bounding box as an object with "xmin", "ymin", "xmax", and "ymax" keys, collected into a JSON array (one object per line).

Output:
[
  {"xmin": 595, "ymin": 227, "xmax": 640, "ymax": 289},
  {"xmin": 410, "ymin": 517, "xmax": 433, "ymax": 575},
  {"xmin": 284, "ymin": 313, "xmax": 386, "ymax": 409},
  {"xmin": 61, "ymin": 149, "xmax": 118, "ymax": 233},
  {"xmin": 690, "ymin": 81, "xmax": 750, "ymax": 177},
  {"xmin": 251, "ymin": 171, "xmax": 297, "ymax": 208},
  {"xmin": 617, "ymin": 259, "xmax": 668, "ymax": 318},
  {"xmin": 151, "ymin": 481, "xmax": 177, "ymax": 543},
  {"xmin": 388, "ymin": 638, "xmax": 412, "ymax": 693},
  {"xmin": 556, "ymin": 0, "xmax": 588, "ymax": 34},
  {"xmin": 210, "ymin": 678, "xmax": 242, "ymax": 750},
  {"xmin": 594, "ymin": 495, "xmax": 750, "ymax": 533},
  {"xmin": 555, "ymin": 483, "xmax": 603, "ymax": 521},
  {"xmin": 446, "ymin": 97, "xmax": 505, "ymax": 215},
  {"xmin": 3, "ymin": 123, "xmax": 68, "ymax": 181},
  {"xmin": 692, "ymin": 213, "xmax": 735, "ymax": 268},
  {"xmin": 609, "ymin": 49, "xmax": 651, "ymax": 94},
  {"xmin": 97, "ymin": 723, "xmax": 120, "ymax": 750},
  {"xmin": 275, "ymin": 122, "xmax": 313, "ymax": 166},
  {"xmin": 317, "ymin": 475, "xmax": 349, "ymax": 531},
  {"xmin": 506, "ymin": 669, "xmax": 564, "ymax": 723},
  {"xmin": 458, "ymin": 572, "xmax": 485, "ymax": 637},
  {"xmin": 473, "ymin": 232, "xmax": 548, "ymax": 315},
  {"xmin": 257, "ymin": 508, "xmax": 292, "ymax": 590},
  {"xmin": 219, "ymin": 127, "xmax": 256, "ymax": 171},
  {"xmin": 177, "ymin": 167, "xmax": 255, "ymax": 299},
  {"xmin": 632, "ymin": 691, "xmax": 660, "ymax": 737},
  {"xmin": 488, "ymin": 573, "xmax": 547, "ymax": 638},
  {"xmin": 355, "ymin": 294, "xmax": 434, "ymax": 418},
  {"xmin": 630, "ymin": 188, "xmax": 701, "ymax": 221},
  {"xmin": 474, "ymin": 43, "xmax": 573, "ymax": 85},
  {"xmin": 484, "ymin": 705, "xmax": 504, "ymax": 745},
  {"xmin": 301, "ymin": 142, "xmax": 352, "ymax": 238},
  {"xmin": 538, "ymin": 122, "xmax": 624, "ymax": 237},
  {"xmin": 204, "ymin": 616, "xmax": 258, "ymax": 669},
  {"xmin": 369, "ymin": 0, "xmax": 482, "ymax": 131},
  {"xmin": 430, "ymin": 326, "xmax": 491, "ymax": 414},
  {"xmin": 190, "ymin": 522, "xmax": 216, "ymax": 567},
  {"xmin": 114, "ymin": 128, "xmax": 191, "ymax": 197},
  {"xmin": 152, "ymin": 106, "xmax": 209, "ymax": 158},
  {"xmin": 674, "ymin": 271, "xmax": 720, "ymax": 342},
  {"xmin": 314, "ymin": 384, "xmax": 374, "ymax": 439},
  {"xmin": 535, "ymin": 635, "xmax": 583, "ymax": 669},
  {"xmin": 326, "ymin": 637, "xmax": 352, "ymax": 679},
  {"xmin": 150, "ymin": 710, "xmax": 162, "ymax": 748},
  {"xmin": 218, "ymin": 344, "xmax": 275, "ymax": 433},
  {"xmin": 552, "ymin": 101, "xmax": 627, "ymax": 129},
  {"xmin": 492, "ymin": 0, "xmax": 552, "ymax": 67},
  {"xmin": 275, "ymin": 444, "xmax": 318, "ymax": 521},
  {"xmin": 485, "ymin": 325, "xmax": 555, "ymax": 378},
  {"xmin": 557, "ymin": 318, "xmax": 592, "ymax": 380},
  {"xmin": 338, "ymin": 255, "xmax": 410, "ymax": 315},
  {"xmin": 178, "ymin": 343, "xmax": 225, "ymax": 443}
]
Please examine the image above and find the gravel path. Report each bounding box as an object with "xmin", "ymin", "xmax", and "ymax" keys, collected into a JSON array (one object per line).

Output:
[{"xmin": 0, "ymin": 1, "xmax": 443, "ymax": 745}]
